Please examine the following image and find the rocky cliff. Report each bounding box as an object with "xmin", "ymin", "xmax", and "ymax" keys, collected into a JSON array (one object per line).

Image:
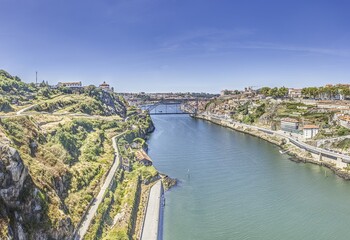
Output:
[{"xmin": 0, "ymin": 144, "xmax": 72, "ymax": 239}]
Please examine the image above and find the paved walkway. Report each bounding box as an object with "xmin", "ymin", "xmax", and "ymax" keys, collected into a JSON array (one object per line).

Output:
[
  {"xmin": 74, "ymin": 133, "xmax": 124, "ymax": 240},
  {"xmin": 140, "ymin": 181, "xmax": 164, "ymax": 240}
]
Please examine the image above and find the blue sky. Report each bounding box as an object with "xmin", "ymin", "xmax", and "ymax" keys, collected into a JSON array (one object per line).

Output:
[{"xmin": 1, "ymin": 0, "xmax": 350, "ymax": 93}]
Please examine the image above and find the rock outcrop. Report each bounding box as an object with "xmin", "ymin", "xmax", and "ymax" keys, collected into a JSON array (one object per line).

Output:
[{"xmin": 0, "ymin": 144, "xmax": 73, "ymax": 239}]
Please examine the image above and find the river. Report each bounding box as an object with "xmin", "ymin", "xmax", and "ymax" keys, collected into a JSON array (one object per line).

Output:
[{"xmin": 147, "ymin": 114, "xmax": 350, "ymax": 240}]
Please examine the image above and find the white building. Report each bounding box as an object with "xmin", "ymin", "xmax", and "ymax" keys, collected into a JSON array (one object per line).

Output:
[
  {"xmin": 338, "ymin": 115, "xmax": 350, "ymax": 129},
  {"xmin": 57, "ymin": 81, "xmax": 82, "ymax": 88},
  {"xmin": 288, "ymin": 88, "xmax": 302, "ymax": 98},
  {"xmin": 303, "ymin": 125, "xmax": 319, "ymax": 139}
]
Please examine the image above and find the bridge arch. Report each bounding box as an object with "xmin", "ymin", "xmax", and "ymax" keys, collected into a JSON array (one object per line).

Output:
[{"xmin": 142, "ymin": 99, "xmax": 199, "ymax": 115}]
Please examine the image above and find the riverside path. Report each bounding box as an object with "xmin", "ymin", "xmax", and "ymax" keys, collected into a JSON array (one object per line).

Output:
[{"xmin": 140, "ymin": 181, "xmax": 164, "ymax": 240}]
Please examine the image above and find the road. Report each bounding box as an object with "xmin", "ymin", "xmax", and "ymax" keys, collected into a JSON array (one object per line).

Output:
[
  {"xmin": 74, "ymin": 132, "xmax": 125, "ymax": 240},
  {"xmin": 0, "ymin": 104, "xmax": 122, "ymax": 121},
  {"xmin": 204, "ymin": 113, "xmax": 350, "ymax": 163},
  {"xmin": 0, "ymin": 104, "xmax": 37, "ymax": 119},
  {"xmin": 140, "ymin": 181, "xmax": 164, "ymax": 240},
  {"xmin": 16, "ymin": 104, "xmax": 37, "ymax": 115}
]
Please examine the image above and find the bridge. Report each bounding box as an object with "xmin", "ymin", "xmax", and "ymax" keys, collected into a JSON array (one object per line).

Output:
[{"xmin": 141, "ymin": 99, "xmax": 199, "ymax": 115}]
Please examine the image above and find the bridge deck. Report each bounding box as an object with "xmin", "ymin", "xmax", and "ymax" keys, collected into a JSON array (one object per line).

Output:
[{"xmin": 149, "ymin": 112, "xmax": 189, "ymax": 115}]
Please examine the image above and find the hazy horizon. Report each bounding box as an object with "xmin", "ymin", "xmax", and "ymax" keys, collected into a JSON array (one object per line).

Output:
[{"xmin": 1, "ymin": 0, "xmax": 350, "ymax": 93}]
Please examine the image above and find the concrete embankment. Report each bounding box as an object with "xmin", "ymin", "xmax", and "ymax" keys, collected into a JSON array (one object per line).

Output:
[
  {"xmin": 140, "ymin": 181, "xmax": 164, "ymax": 240},
  {"xmin": 195, "ymin": 114, "xmax": 350, "ymax": 180}
]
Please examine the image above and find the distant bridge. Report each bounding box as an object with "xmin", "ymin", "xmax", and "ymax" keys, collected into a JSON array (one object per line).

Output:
[{"xmin": 142, "ymin": 99, "xmax": 199, "ymax": 115}]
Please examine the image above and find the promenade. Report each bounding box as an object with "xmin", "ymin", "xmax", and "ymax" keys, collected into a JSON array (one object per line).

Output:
[{"xmin": 140, "ymin": 181, "xmax": 164, "ymax": 240}]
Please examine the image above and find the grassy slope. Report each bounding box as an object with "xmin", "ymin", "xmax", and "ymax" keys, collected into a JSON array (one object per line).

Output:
[
  {"xmin": 0, "ymin": 116, "xmax": 125, "ymax": 231},
  {"xmin": 0, "ymin": 69, "xmax": 156, "ymax": 239},
  {"xmin": 32, "ymin": 95, "xmax": 108, "ymax": 115},
  {"xmin": 84, "ymin": 115, "xmax": 157, "ymax": 240}
]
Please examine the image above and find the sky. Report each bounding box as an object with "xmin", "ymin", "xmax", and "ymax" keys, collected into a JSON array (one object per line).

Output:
[{"xmin": 1, "ymin": 0, "xmax": 350, "ymax": 93}]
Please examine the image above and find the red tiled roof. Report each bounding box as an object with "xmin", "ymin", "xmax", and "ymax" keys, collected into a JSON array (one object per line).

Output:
[
  {"xmin": 281, "ymin": 117, "xmax": 299, "ymax": 123},
  {"xmin": 303, "ymin": 125, "xmax": 319, "ymax": 129},
  {"xmin": 135, "ymin": 150, "xmax": 152, "ymax": 162}
]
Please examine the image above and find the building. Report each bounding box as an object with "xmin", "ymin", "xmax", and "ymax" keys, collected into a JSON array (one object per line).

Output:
[
  {"xmin": 99, "ymin": 81, "xmax": 113, "ymax": 92},
  {"xmin": 121, "ymin": 157, "xmax": 131, "ymax": 172},
  {"xmin": 303, "ymin": 125, "xmax": 319, "ymax": 139},
  {"xmin": 57, "ymin": 81, "xmax": 82, "ymax": 88},
  {"xmin": 280, "ymin": 118, "xmax": 299, "ymax": 132},
  {"xmin": 220, "ymin": 89, "xmax": 242, "ymax": 96},
  {"xmin": 288, "ymin": 88, "xmax": 302, "ymax": 99},
  {"xmin": 135, "ymin": 149, "xmax": 152, "ymax": 166},
  {"xmin": 338, "ymin": 115, "xmax": 350, "ymax": 129}
]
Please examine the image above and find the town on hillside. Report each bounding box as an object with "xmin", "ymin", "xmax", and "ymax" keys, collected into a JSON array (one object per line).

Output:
[{"xmin": 187, "ymin": 84, "xmax": 350, "ymax": 156}]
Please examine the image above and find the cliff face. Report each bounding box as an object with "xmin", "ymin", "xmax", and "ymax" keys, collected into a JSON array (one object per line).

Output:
[
  {"xmin": 0, "ymin": 70, "xmax": 145, "ymax": 239},
  {"xmin": 98, "ymin": 91, "xmax": 127, "ymax": 117},
  {"xmin": 0, "ymin": 144, "xmax": 72, "ymax": 240}
]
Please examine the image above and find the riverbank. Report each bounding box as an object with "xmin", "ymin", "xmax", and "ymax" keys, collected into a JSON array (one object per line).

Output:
[{"xmin": 195, "ymin": 114, "xmax": 350, "ymax": 180}]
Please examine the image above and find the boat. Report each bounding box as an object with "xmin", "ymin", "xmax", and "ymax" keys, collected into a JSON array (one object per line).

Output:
[{"xmin": 279, "ymin": 150, "xmax": 288, "ymax": 154}]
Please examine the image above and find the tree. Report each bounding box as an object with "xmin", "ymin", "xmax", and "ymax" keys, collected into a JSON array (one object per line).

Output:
[
  {"xmin": 259, "ymin": 87, "xmax": 271, "ymax": 96},
  {"xmin": 301, "ymin": 87, "xmax": 319, "ymax": 99},
  {"xmin": 38, "ymin": 87, "xmax": 51, "ymax": 98},
  {"xmin": 268, "ymin": 87, "xmax": 278, "ymax": 98},
  {"xmin": 340, "ymin": 87, "xmax": 350, "ymax": 99},
  {"xmin": 277, "ymin": 87, "xmax": 288, "ymax": 98}
]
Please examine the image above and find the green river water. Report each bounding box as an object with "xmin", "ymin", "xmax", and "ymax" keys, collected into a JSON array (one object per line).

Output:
[{"xmin": 147, "ymin": 114, "xmax": 350, "ymax": 240}]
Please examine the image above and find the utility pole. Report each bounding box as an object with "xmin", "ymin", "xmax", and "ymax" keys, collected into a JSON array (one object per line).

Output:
[{"xmin": 36, "ymin": 71, "xmax": 38, "ymax": 85}]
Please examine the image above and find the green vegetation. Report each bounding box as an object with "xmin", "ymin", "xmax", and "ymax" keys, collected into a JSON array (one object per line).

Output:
[
  {"xmin": 0, "ymin": 70, "xmax": 35, "ymax": 94},
  {"xmin": 0, "ymin": 98, "xmax": 13, "ymax": 112},
  {"xmin": 301, "ymin": 85, "xmax": 350, "ymax": 99},
  {"xmin": 333, "ymin": 138, "xmax": 350, "ymax": 150},
  {"xmin": 0, "ymin": 115, "xmax": 127, "ymax": 232},
  {"xmin": 33, "ymin": 93, "xmax": 125, "ymax": 116},
  {"xmin": 259, "ymin": 86, "xmax": 288, "ymax": 98},
  {"xmin": 0, "ymin": 69, "xmax": 157, "ymax": 239},
  {"xmin": 235, "ymin": 101, "xmax": 266, "ymax": 124},
  {"xmin": 85, "ymin": 160, "xmax": 158, "ymax": 240},
  {"xmin": 0, "ymin": 70, "xmax": 127, "ymax": 117},
  {"xmin": 336, "ymin": 126, "xmax": 350, "ymax": 136}
]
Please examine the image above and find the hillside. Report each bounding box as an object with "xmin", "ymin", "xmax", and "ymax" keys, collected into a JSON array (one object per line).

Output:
[
  {"xmin": 202, "ymin": 97, "xmax": 341, "ymax": 137},
  {"xmin": 0, "ymin": 70, "xmax": 127, "ymax": 117},
  {"xmin": 0, "ymin": 70, "xmax": 157, "ymax": 239}
]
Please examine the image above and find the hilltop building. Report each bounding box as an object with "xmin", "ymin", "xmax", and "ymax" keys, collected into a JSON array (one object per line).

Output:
[
  {"xmin": 288, "ymin": 88, "xmax": 302, "ymax": 98},
  {"xmin": 99, "ymin": 81, "xmax": 114, "ymax": 92},
  {"xmin": 57, "ymin": 81, "xmax": 82, "ymax": 88}
]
